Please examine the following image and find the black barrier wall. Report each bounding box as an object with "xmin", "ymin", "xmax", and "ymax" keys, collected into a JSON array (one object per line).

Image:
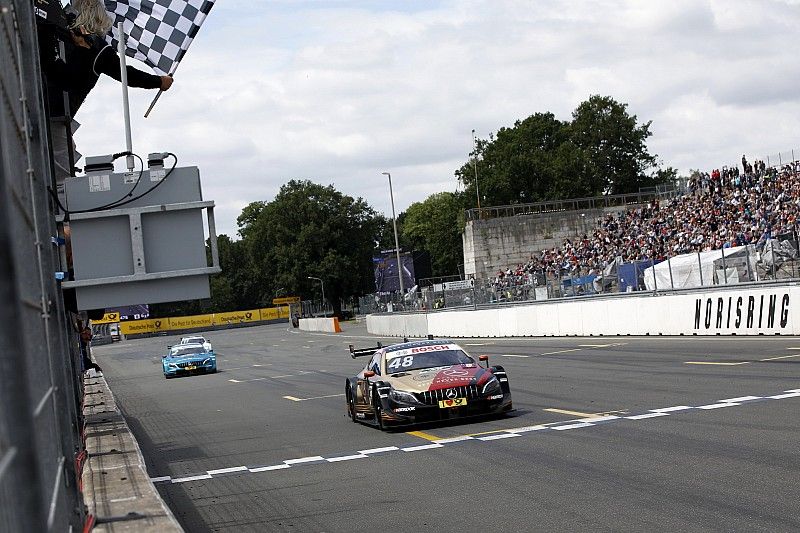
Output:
[{"xmin": 0, "ymin": 1, "xmax": 86, "ymax": 530}]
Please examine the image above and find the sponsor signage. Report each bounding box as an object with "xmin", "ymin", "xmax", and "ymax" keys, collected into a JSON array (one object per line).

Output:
[
  {"xmin": 168, "ymin": 314, "xmax": 213, "ymax": 330},
  {"xmin": 387, "ymin": 344, "xmax": 460, "ymax": 358},
  {"xmin": 92, "ymin": 312, "xmax": 120, "ymax": 324},
  {"xmin": 272, "ymin": 296, "xmax": 301, "ymax": 305},
  {"xmin": 119, "ymin": 318, "xmax": 168, "ymax": 335},
  {"xmin": 260, "ymin": 307, "xmax": 290, "ymax": 321},
  {"xmin": 693, "ymin": 292, "xmax": 789, "ymax": 331},
  {"xmin": 213, "ymin": 310, "xmax": 259, "ymax": 325},
  {"xmin": 443, "ymin": 279, "xmax": 474, "ymax": 291}
]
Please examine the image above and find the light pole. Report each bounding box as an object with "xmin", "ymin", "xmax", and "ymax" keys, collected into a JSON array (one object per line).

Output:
[
  {"xmin": 472, "ymin": 129, "xmax": 481, "ymax": 210},
  {"xmin": 382, "ymin": 172, "xmax": 405, "ymax": 303},
  {"xmin": 307, "ymin": 276, "xmax": 325, "ymax": 317}
]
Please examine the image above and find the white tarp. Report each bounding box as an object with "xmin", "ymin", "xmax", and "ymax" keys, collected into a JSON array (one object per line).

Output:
[{"xmin": 643, "ymin": 246, "xmax": 757, "ymax": 290}]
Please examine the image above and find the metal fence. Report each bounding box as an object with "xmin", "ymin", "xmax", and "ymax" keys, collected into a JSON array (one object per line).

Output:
[
  {"xmin": 763, "ymin": 148, "xmax": 799, "ymax": 169},
  {"xmin": 360, "ymin": 241, "xmax": 800, "ymax": 314},
  {"xmin": 464, "ymin": 189, "xmax": 680, "ymax": 222},
  {"xmin": 1, "ymin": 2, "xmax": 87, "ymax": 531}
]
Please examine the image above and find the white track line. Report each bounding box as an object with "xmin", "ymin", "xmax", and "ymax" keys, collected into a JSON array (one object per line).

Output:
[{"xmin": 152, "ymin": 388, "xmax": 800, "ymax": 485}]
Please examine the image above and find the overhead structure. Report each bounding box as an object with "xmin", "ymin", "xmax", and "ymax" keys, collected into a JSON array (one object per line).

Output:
[{"xmin": 61, "ymin": 160, "xmax": 220, "ymax": 309}]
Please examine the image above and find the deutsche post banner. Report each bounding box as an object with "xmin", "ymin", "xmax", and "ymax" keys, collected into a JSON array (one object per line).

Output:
[
  {"xmin": 168, "ymin": 314, "xmax": 214, "ymax": 330},
  {"xmin": 92, "ymin": 311, "xmax": 121, "ymax": 324},
  {"xmin": 213, "ymin": 310, "xmax": 259, "ymax": 325}
]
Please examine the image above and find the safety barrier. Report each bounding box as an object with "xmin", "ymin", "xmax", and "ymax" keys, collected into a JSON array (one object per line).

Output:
[
  {"xmin": 113, "ymin": 306, "xmax": 290, "ymax": 335},
  {"xmin": 299, "ymin": 317, "xmax": 342, "ymax": 333},
  {"xmin": 366, "ymin": 284, "xmax": 800, "ymax": 337}
]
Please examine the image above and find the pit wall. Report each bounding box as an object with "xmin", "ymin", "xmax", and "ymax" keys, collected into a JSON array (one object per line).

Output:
[
  {"xmin": 366, "ymin": 285, "xmax": 799, "ymax": 337},
  {"xmin": 299, "ymin": 317, "xmax": 342, "ymax": 333}
]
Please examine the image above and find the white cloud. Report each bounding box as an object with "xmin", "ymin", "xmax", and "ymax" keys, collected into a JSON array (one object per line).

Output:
[{"xmin": 74, "ymin": 0, "xmax": 800, "ymax": 237}]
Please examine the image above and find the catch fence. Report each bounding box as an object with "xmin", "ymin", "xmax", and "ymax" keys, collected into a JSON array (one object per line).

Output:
[
  {"xmin": 359, "ymin": 240, "xmax": 800, "ymax": 314},
  {"xmin": 1, "ymin": 2, "xmax": 87, "ymax": 531},
  {"xmin": 464, "ymin": 189, "xmax": 679, "ymax": 222}
]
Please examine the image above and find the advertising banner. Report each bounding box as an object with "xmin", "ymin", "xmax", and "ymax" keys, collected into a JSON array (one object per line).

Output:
[
  {"xmin": 168, "ymin": 314, "xmax": 213, "ymax": 330},
  {"xmin": 260, "ymin": 307, "xmax": 290, "ymax": 321},
  {"xmin": 119, "ymin": 318, "xmax": 168, "ymax": 335},
  {"xmin": 92, "ymin": 311, "xmax": 120, "ymax": 324},
  {"xmin": 214, "ymin": 310, "xmax": 260, "ymax": 325}
]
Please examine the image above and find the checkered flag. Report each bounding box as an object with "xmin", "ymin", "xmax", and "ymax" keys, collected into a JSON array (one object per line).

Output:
[{"xmin": 104, "ymin": 0, "xmax": 215, "ymax": 76}]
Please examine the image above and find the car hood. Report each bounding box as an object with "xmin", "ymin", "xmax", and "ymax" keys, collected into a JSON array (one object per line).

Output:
[
  {"xmin": 165, "ymin": 354, "xmax": 211, "ymax": 363},
  {"xmin": 386, "ymin": 364, "xmax": 493, "ymax": 393}
]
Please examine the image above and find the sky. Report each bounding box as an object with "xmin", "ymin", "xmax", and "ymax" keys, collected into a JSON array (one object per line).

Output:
[{"xmin": 74, "ymin": 0, "xmax": 800, "ymax": 237}]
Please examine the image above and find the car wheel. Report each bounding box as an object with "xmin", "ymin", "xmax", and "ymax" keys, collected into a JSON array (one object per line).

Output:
[
  {"xmin": 372, "ymin": 389, "xmax": 385, "ymax": 430},
  {"xmin": 346, "ymin": 385, "xmax": 357, "ymax": 422}
]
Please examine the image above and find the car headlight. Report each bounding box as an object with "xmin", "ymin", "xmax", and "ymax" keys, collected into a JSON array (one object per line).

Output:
[
  {"xmin": 167, "ymin": 363, "xmax": 178, "ymax": 369},
  {"xmin": 481, "ymin": 376, "xmax": 501, "ymax": 395},
  {"xmin": 389, "ymin": 389, "xmax": 420, "ymax": 404},
  {"xmin": 202, "ymin": 357, "xmax": 215, "ymax": 365}
]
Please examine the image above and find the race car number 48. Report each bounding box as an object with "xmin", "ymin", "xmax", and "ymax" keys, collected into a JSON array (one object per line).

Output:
[{"xmin": 438, "ymin": 398, "xmax": 467, "ymax": 408}]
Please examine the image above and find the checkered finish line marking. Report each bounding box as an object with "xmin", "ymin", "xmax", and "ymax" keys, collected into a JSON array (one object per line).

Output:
[{"xmin": 151, "ymin": 389, "xmax": 800, "ymax": 485}]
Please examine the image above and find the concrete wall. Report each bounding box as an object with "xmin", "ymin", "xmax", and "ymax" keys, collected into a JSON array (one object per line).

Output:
[
  {"xmin": 299, "ymin": 317, "xmax": 342, "ymax": 333},
  {"xmin": 463, "ymin": 205, "xmax": 632, "ymax": 278},
  {"xmin": 367, "ymin": 284, "xmax": 800, "ymax": 337}
]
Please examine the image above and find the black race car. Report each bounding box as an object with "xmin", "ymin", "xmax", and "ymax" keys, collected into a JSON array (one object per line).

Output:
[{"xmin": 345, "ymin": 339, "xmax": 512, "ymax": 429}]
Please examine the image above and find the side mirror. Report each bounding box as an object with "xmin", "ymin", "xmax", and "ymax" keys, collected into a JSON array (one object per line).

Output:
[
  {"xmin": 363, "ymin": 370, "xmax": 376, "ymax": 378},
  {"xmin": 167, "ymin": 345, "xmax": 172, "ymax": 349},
  {"xmin": 479, "ymin": 355, "xmax": 489, "ymax": 368}
]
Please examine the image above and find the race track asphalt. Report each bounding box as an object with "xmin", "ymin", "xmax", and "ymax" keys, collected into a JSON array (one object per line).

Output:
[{"xmin": 93, "ymin": 323, "xmax": 800, "ymax": 532}]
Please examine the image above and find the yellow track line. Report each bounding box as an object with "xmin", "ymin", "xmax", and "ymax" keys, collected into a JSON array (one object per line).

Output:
[{"xmin": 406, "ymin": 430, "xmax": 442, "ymax": 442}]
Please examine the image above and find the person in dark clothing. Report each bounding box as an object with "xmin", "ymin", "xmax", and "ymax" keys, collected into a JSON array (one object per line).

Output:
[
  {"xmin": 44, "ymin": 0, "xmax": 173, "ymax": 117},
  {"xmin": 79, "ymin": 326, "xmax": 102, "ymax": 374},
  {"xmin": 40, "ymin": 0, "xmax": 173, "ymax": 180}
]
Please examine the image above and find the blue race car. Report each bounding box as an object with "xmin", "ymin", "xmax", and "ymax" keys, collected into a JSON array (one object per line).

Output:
[{"xmin": 163, "ymin": 343, "xmax": 217, "ymax": 378}]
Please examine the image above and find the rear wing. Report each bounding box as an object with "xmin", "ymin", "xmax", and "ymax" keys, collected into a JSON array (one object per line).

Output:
[
  {"xmin": 348, "ymin": 342, "xmax": 383, "ymax": 359},
  {"xmin": 348, "ymin": 335, "xmax": 436, "ymax": 359}
]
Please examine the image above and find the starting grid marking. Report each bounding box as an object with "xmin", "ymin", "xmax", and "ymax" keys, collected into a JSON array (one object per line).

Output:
[{"xmin": 152, "ymin": 388, "xmax": 800, "ymax": 485}]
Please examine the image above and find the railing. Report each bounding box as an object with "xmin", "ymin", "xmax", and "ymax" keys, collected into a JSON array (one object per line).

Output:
[
  {"xmin": 464, "ymin": 189, "xmax": 679, "ymax": 222},
  {"xmin": 361, "ymin": 240, "xmax": 800, "ymax": 314},
  {"xmin": 763, "ymin": 148, "xmax": 799, "ymax": 169}
]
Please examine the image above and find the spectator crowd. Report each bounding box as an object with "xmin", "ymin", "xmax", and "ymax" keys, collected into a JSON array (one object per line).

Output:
[{"xmin": 491, "ymin": 156, "xmax": 800, "ymax": 290}]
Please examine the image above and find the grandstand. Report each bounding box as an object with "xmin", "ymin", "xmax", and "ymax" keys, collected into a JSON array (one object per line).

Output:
[{"xmin": 490, "ymin": 157, "xmax": 800, "ymax": 294}]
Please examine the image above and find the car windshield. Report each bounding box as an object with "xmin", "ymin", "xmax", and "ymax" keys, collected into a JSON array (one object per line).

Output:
[
  {"xmin": 170, "ymin": 346, "xmax": 206, "ymax": 356},
  {"xmin": 385, "ymin": 345, "xmax": 474, "ymax": 372},
  {"xmin": 183, "ymin": 337, "xmax": 205, "ymax": 344}
]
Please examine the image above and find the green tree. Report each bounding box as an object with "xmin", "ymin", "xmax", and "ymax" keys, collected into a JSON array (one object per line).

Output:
[
  {"xmin": 207, "ymin": 235, "xmax": 262, "ymax": 312},
  {"xmin": 402, "ymin": 192, "xmax": 465, "ymax": 276},
  {"xmin": 569, "ymin": 94, "xmax": 658, "ymax": 194},
  {"xmin": 238, "ymin": 180, "xmax": 378, "ymax": 316},
  {"xmin": 455, "ymin": 96, "xmax": 662, "ymax": 205},
  {"xmin": 456, "ymin": 112, "xmax": 572, "ymax": 206}
]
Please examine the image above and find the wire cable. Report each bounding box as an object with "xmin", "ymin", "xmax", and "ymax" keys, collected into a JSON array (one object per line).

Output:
[{"xmin": 48, "ymin": 152, "xmax": 179, "ymax": 217}]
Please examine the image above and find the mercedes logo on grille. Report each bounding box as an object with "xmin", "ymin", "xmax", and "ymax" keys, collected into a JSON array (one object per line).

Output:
[{"xmin": 445, "ymin": 388, "xmax": 458, "ymax": 400}]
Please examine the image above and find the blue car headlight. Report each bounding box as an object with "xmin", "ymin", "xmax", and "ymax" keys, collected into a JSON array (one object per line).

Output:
[
  {"xmin": 166, "ymin": 363, "xmax": 178, "ymax": 369},
  {"xmin": 202, "ymin": 357, "xmax": 215, "ymax": 365}
]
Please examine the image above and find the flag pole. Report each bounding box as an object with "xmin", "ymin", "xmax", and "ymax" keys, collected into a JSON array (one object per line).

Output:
[
  {"xmin": 117, "ymin": 22, "xmax": 135, "ymax": 170},
  {"xmin": 144, "ymin": 62, "xmax": 179, "ymax": 118},
  {"xmin": 143, "ymin": 89, "xmax": 163, "ymax": 118}
]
